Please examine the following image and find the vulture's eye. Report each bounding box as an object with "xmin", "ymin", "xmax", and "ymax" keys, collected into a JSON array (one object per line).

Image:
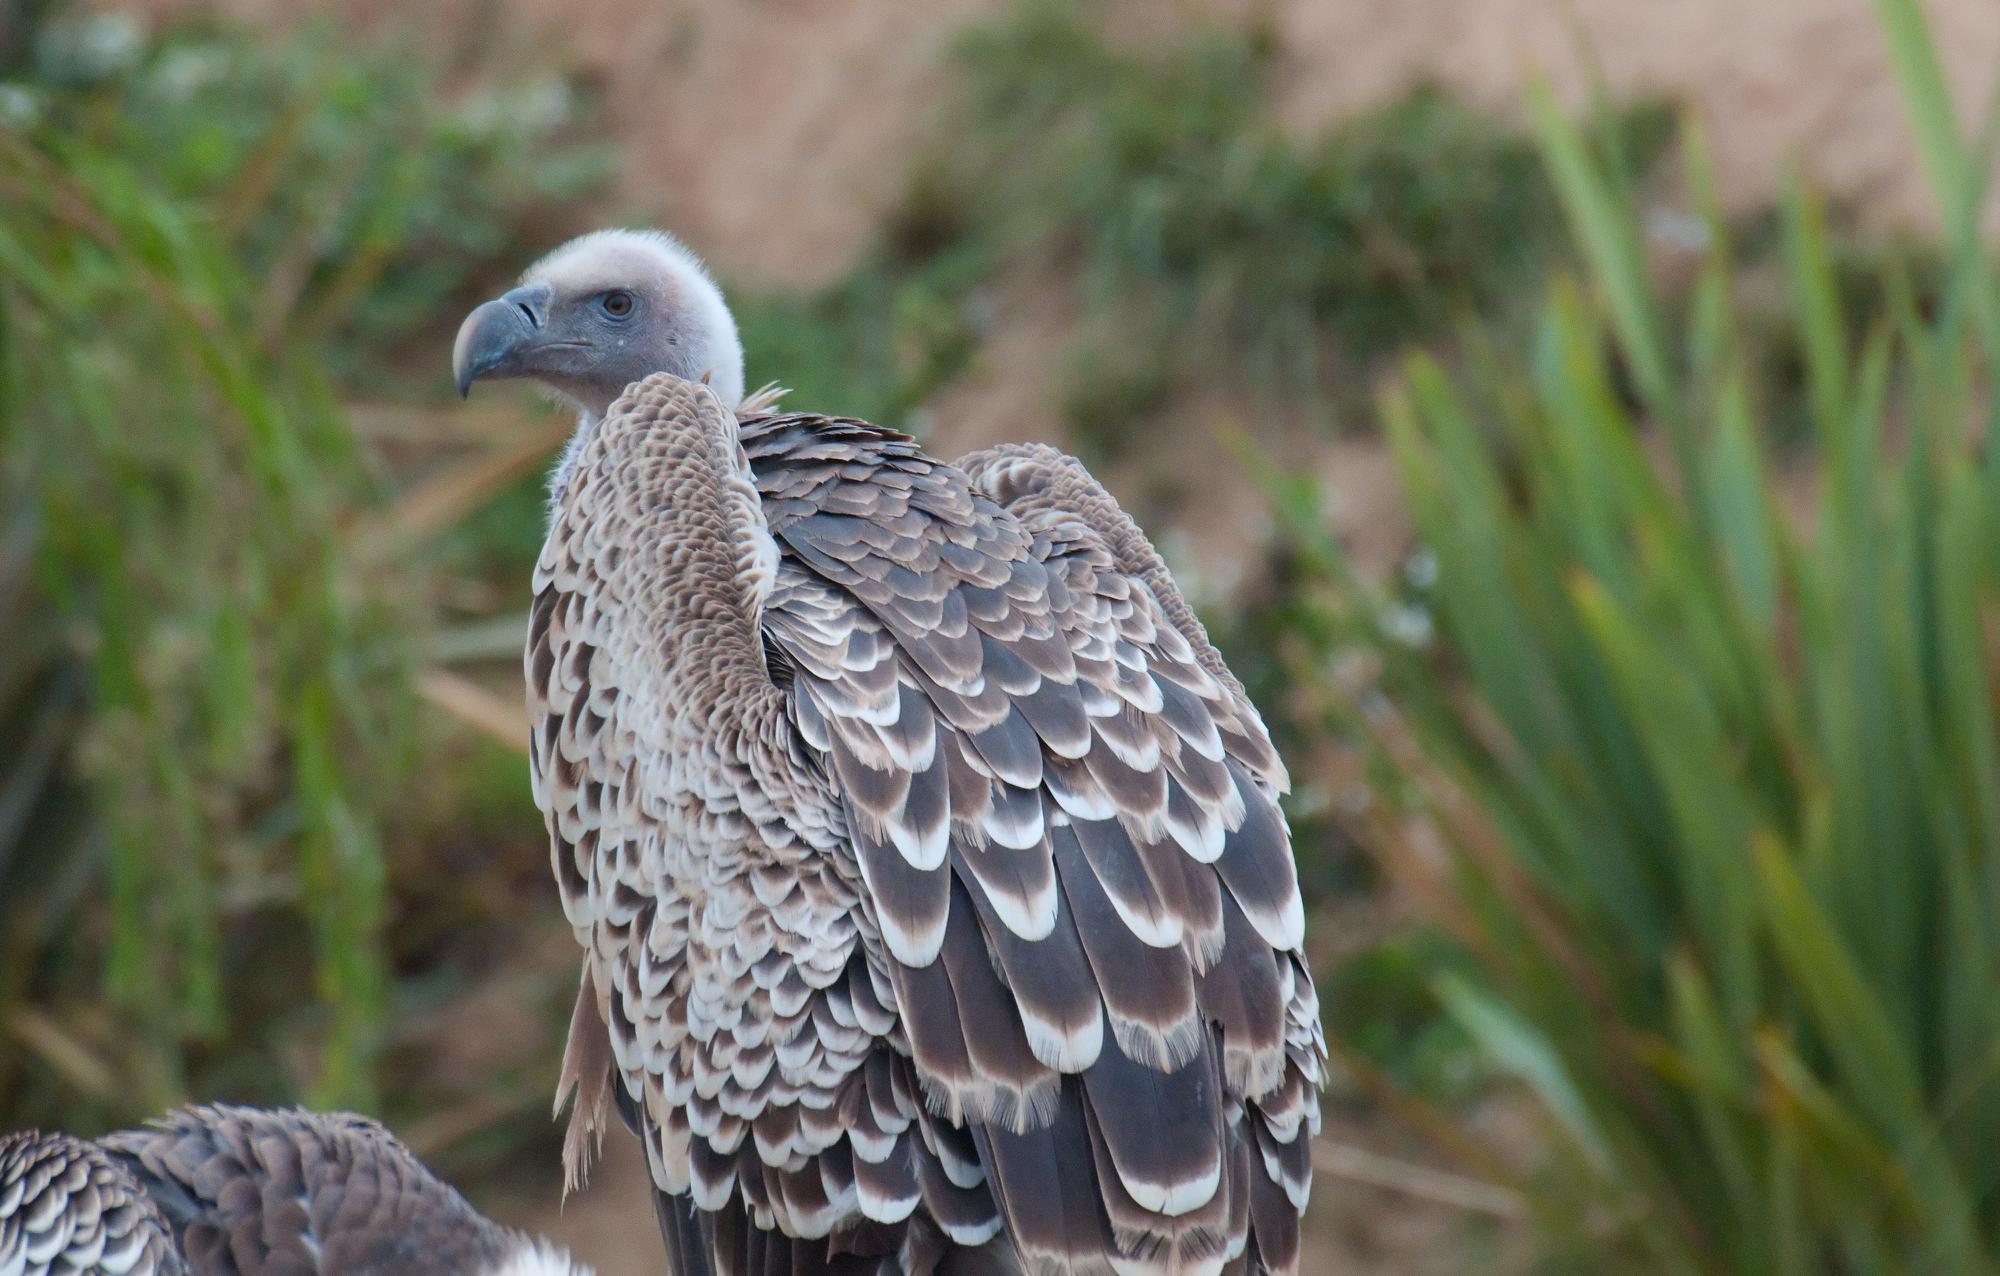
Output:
[{"xmin": 599, "ymin": 290, "xmax": 636, "ymax": 320}]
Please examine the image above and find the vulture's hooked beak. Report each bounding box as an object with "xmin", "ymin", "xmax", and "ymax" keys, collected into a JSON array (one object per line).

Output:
[{"xmin": 452, "ymin": 282, "xmax": 557, "ymax": 398}]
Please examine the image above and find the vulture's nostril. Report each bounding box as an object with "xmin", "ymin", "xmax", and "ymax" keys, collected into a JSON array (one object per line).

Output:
[{"xmin": 496, "ymin": 281, "xmax": 552, "ymax": 329}]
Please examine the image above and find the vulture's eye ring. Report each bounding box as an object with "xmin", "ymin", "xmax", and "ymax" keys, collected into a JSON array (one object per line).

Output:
[{"xmin": 599, "ymin": 290, "xmax": 636, "ymax": 320}]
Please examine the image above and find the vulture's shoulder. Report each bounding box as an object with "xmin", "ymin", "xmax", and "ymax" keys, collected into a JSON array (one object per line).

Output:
[{"xmin": 741, "ymin": 411, "xmax": 1003, "ymax": 534}]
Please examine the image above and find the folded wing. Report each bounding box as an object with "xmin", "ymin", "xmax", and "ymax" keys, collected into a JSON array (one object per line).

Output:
[{"xmin": 748, "ymin": 420, "xmax": 1324, "ymax": 1275}]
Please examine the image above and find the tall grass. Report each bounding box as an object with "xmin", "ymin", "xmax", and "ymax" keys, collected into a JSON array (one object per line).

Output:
[
  {"xmin": 17, "ymin": 12, "xmax": 609, "ymax": 384},
  {"xmin": 0, "ymin": 125, "xmax": 408, "ymax": 1117},
  {"xmin": 1270, "ymin": 0, "xmax": 2000, "ymax": 1267},
  {"xmin": 0, "ymin": 12, "xmax": 603, "ymax": 1127}
]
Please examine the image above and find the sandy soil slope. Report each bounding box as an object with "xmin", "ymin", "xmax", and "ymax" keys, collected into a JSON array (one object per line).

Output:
[{"xmin": 133, "ymin": 0, "xmax": 1998, "ymax": 286}]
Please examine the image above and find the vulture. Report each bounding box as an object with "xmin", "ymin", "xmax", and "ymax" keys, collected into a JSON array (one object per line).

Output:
[
  {"xmin": 0, "ymin": 1105, "xmax": 589, "ymax": 1276},
  {"xmin": 454, "ymin": 229, "xmax": 1325, "ymax": 1276}
]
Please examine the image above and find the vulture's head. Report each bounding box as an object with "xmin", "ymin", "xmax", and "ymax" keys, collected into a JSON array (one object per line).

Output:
[{"xmin": 452, "ymin": 228, "xmax": 744, "ymax": 418}]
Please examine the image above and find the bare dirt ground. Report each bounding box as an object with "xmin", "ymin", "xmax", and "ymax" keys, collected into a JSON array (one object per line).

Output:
[{"xmin": 126, "ymin": 0, "xmax": 2000, "ymax": 1269}]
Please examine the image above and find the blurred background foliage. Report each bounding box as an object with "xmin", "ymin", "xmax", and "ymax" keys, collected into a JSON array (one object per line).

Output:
[
  {"xmin": 1256, "ymin": 26, "xmax": 2000, "ymax": 1259},
  {"xmin": 0, "ymin": 2, "xmax": 606, "ymax": 1131},
  {"xmin": 4, "ymin": 0, "xmax": 1999, "ymax": 1270}
]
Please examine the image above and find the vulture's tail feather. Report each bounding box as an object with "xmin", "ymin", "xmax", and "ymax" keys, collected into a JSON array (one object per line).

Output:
[
  {"xmin": 607, "ymin": 1068, "xmax": 712, "ymax": 1276},
  {"xmin": 648, "ymin": 1186, "xmax": 714, "ymax": 1276}
]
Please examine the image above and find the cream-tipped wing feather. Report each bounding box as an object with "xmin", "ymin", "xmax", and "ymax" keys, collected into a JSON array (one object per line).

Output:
[
  {"xmin": 100, "ymin": 1106, "xmax": 522, "ymax": 1276},
  {"xmin": 530, "ymin": 376, "xmax": 1323, "ymax": 1276},
  {"xmin": 5, "ymin": 1107, "xmax": 578, "ymax": 1276},
  {"xmin": 1, "ymin": 1131, "xmax": 184, "ymax": 1276}
]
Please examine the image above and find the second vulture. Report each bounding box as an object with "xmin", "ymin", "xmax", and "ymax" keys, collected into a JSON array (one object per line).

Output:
[
  {"xmin": 454, "ymin": 229, "xmax": 1326, "ymax": 1276},
  {"xmin": 0, "ymin": 1104, "xmax": 588, "ymax": 1276}
]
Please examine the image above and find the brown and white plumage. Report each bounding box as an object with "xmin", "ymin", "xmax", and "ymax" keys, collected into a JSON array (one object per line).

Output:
[
  {"xmin": 456, "ymin": 230, "xmax": 1324, "ymax": 1275},
  {"xmin": 2, "ymin": 1131, "xmax": 183, "ymax": 1276},
  {"xmin": 5, "ymin": 1107, "xmax": 588, "ymax": 1276}
]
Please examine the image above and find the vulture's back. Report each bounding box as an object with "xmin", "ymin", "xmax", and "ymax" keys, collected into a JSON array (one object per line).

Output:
[{"xmin": 100, "ymin": 1106, "xmax": 516, "ymax": 1276}]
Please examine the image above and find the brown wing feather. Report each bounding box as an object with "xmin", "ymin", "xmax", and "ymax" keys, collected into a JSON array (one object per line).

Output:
[
  {"xmin": 99, "ymin": 1105, "xmax": 514, "ymax": 1276},
  {"xmin": 954, "ymin": 442, "xmax": 1323, "ymax": 1271},
  {"xmin": 1, "ymin": 1131, "xmax": 184, "ymax": 1276},
  {"xmin": 746, "ymin": 421, "xmax": 1321, "ymax": 1273}
]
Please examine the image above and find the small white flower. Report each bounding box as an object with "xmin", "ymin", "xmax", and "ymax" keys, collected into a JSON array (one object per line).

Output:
[
  {"xmin": 40, "ymin": 13, "xmax": 147, "ymax": 83},
  {"xmin": 151, "ymin": 44, "xmax": 229, "ymax": 102},
  {"xmin": 1646, "ymin": 206, "xmax": 1711, "ymax": 254},
  {"xmin": 1379, "ymin": 600, "xmax": 1433, "ymax": 648},
  {"xmin": 0, "ymin": 83, "xmax": 44, "ymax": 128},
  {"xmin": 1404, "ymin": 546, "xmax": 1438, "ymax": 590},
  {"xmin": 455, "ymin": 77, "xmax": 573, "ymax": 139}
]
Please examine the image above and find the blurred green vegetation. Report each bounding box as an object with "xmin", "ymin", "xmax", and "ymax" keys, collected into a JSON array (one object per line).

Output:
[
  {"xmin": 734, "ymin": 240, "xmax": 989, "ymax": 432},
  {"xmin": 0, "ymin": 122, "xmax": 407, "ymax": 1118},
  {"xmin": 1256, "ymin": 0, "xmax": 2000, "ymax": 1265},
  {"xmin": 20, "ymin": 12, "xmax": 610, "ymax": 381},
  {"xmin": 0, "ymin": 8, "xmax": 604, "ymax": 1130}
]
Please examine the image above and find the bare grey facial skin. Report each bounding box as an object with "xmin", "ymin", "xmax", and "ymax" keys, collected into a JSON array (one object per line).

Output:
[
  {"xmin": 452, "ymin": 229, "xmax": 745, "ymax": 420},
  {"xmin": 453, "ymin": 228, "xmax": 747, "ymax": 504}
]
